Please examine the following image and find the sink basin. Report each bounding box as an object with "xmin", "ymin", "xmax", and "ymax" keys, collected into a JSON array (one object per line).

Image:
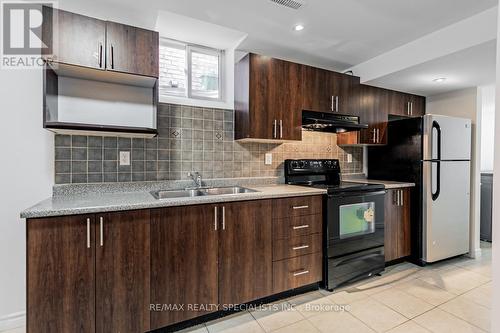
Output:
[
  {"xmin": 204, "ymin": 186, "xmax": 258, "ymax": 195},
  {"xmin": 151, "ymin": 186, "xmax": 258, "ymax": 199},
  {"xmin": 151, "ymin": 189, "xmax": 206, "ymax": 199}
]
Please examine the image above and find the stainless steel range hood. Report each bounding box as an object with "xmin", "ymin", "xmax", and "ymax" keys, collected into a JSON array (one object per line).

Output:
[{"xmin": 302, "ymin": 111, "xmax": 368, "ymax": 133}]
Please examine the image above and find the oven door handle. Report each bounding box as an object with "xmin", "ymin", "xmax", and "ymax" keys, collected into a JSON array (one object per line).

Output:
[{"xmin": 328, "ymin": 190, "xmax": 386, "ymax": 198}]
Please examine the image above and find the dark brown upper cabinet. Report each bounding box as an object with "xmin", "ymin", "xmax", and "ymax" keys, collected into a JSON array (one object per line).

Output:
[
  {"xmin": 42, "ymin": 6, "xmax": 159, "ymax": 79},
  {"xmin": 42, "ymin": 6, "xmax": 105, "ymax": 70},
  {"xmin": 389, "ymin": 91, "xmax": 426, "ymax": 117},
  {"xmin": 235, "ymin": 53, "xmax": 302, "ymax": 141},
  {"xmin": 106, "ymin": 21, "xmax": 159, "ymax": 78},
  {"xmin": 302, "ymin": 66, "xmax": 360, "ymax": 115}
]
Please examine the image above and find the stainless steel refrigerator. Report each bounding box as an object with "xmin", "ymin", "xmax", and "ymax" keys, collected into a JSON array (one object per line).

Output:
[{"xmin": 368, "ymin": 114, "xmax": 472, "ymax": 264}]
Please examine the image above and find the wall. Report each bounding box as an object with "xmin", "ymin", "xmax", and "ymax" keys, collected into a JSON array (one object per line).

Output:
[
  {"xmin": 479, "ymin": 84, "xmax": 496, "ymax": 172},
  {"xmin": 426, "ymin": 88, "xmax": 481, "ymax": 259},
  {"xmin": 53, "ymin": 103, "xmax": 364, "ymax": 184},
  {"xmin": 0, "ymin": 69, "xmax": 54, "ymax": 330}
]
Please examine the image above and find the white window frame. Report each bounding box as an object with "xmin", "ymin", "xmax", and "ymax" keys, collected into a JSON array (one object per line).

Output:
[{"xmin": 160, "ymin": 38, "xmax": 224, "ymax": 102}]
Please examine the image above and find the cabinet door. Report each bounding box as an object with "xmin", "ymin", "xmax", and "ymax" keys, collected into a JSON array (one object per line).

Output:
[
  {"xmin": 42, "ymin": 6, "xmax": 105, "ymax": 69},
  {"xmin": 359, "ymin": 85, "xmax": 389, "ymax": 144},
  {"xmin": 106, "ymin": 21, "xmax": 159, "ymax": 77},
  {"xmin": 302, "ymin": 66, "xmax": 335, "ymax": 112},
  {"xmin": 150, "ymin": 205, "xmax": 219, "ymax": 329},
  {"xmin": 384, "ymin": 190, "xmax": 400, "ymax": 262},
  {"xmin": 219, "ymin": 200, "xmax": 273, "ymax": 305},
  {"xmin": 27, "ymin": 215, "xmax": 95, "ymax": 333},
  {"xmin": 334, "ymin": 73, "xmax": 361, "ymax": 115},
  {"xmin": 96, "ymin": 210, "xmax": 150, "ymax": 333},
  {"xmin": 410, "ymin": 95, "xmax": 426, "ymax": 117},
  {"xmin": 399, "ymin": 189, "xmax": 412, "ymax": 257}
]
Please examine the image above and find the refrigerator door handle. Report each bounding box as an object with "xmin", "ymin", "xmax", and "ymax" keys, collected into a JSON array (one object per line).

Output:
[
  {"xmin": 432, "ymin": 121, "xmax": 442, "ymax": 160},
  {"xmin": 431, "ymin": 161, "xmax": 441, "ymax": 201}
]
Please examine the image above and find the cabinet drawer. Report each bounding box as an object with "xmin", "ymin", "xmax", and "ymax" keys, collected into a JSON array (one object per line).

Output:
[
  {"xmin": 273, "ymin": 253, "xmax": 322, "ymax": 293},
  {"xmin": 273, "ymin": 233, "xmax": 322, "ymax": 261},
  {"xmin": 272, "ymin": 196, "xmax": 322, "ymax": 219},
  {"xmin": 273, "ymin": 214, "xmax": 322, "ymax": 240}
]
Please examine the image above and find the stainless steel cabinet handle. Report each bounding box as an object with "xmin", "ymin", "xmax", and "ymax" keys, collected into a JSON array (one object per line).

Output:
[
  {"xmin": 280, "ymin": 119, "xmax": 283, "ymax": 139},
  {"xmin": 222, "ymin": 206, "xmax": 225, "ymax": 230},
  {"xmin": 99, "ymin": 216, "xmax": 104, "ymax": 247},
  {"xmin": 292, "ymin": 245, "xmax": 310, "ymax": 250},
  {"xmin": 410, "ymin": 102, "xmax": 413, "ymax": 116},
  {"xmin": 407, "ymin": 102, "xmax": 410, "ymax": 115},
  {"xmin": 86, "ymin": 218, "xmax": 91, "ymax": 249},
  {"xmin": 400, "ymin": 190, "xmax": 404, "ymax": 206},
  {"xmin": 335, "ymin": 96, "xmax": 339, "ymax": 112},
  {"xmin": 292, "ymin": 224, "xmax": 309, "ymax": 230},
  {"xmin": 293, "ymin": 270, "xmax": 310, "ymax": 277},
  {"xmin": 110, "ymin": 44, "xmax": 114, "ymax": 69},
  {"xmin": 273, "ymin": 120, "xmax": 277, "ymax": 139},
  {"xmin": 331, "ymin": 96, "xmax": 334, "ymax": 111},
  {"xmin": 373, "ymin": 129, "xmax": 376, "ymax": 143},
  {"xmin": 214, "ymin": 206, "xmax": 218, "ymax": 230},
  {"xmin": 292, "ymin": 205, "xmax": 309, "ymax": 210}
]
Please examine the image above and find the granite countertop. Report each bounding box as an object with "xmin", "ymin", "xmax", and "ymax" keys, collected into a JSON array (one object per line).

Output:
[
  {"xmin": 345, "ymin": 178, "xmax": 415, "ymax": 189},
  {"xmin": 21, "ymin": 184, "xmax": 326, "ymax": 219}
]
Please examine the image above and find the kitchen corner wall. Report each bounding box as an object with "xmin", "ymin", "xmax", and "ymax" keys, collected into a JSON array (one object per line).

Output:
[{"xmin": 54, "ymin": 103, "xmax": 363, "ymax": 184}]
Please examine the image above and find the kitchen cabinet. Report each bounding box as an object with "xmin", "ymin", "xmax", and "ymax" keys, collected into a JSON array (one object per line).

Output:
[
  {"xmin": 42, "ymin": 7, "xmax": 105, "ymax": 69},
  {"xmin": 235, "ymin": 53, "xmax": 302, "ymax": 141},
  {"xmin": 389, "ymin": 91, "xmax": 425, "ymax": 117},
  {"xmin": 150, "ymin": 205, "xmax": 219, "ymax": 329},
  {"xmin": 27, "ymin": 214, "xmax": 96, "ymax": 333},
  {"xmin": 302, "ymin": 66, "xmax": 360, "ymax": 115},
  {"xmin": 106, "ymin": 21, "xmax": 159, "ymax": 77},
  {"xmin": 337, "ymin": 85, "xmax": 388, "ymax": 145},
  {"xmin": 219, "ymin": 200, "xmax": 273, "ymax": 305},
  {"xmin": 384, "ymin": 188, "xmax": 411, "ymax": 262},
  {"xmin": 27, "ymin": 210, "xmax": 150, "ymax": 333}
]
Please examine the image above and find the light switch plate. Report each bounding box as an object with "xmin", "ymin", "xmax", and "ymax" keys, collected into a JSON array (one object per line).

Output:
[
  {"xmin": 347, "ymin": 153, "xmax": 352, "ymax": 163},
  {"xmin": 119, "ymin": 151, "xmax": 130, "ymax": 166},
  {"xmin": 265, "ymin": 153, "xmax": 272, "ymax": 165}
]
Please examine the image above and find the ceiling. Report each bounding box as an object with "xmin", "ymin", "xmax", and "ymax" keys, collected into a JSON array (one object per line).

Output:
[
  {"xmin": 367, "ymin": 40, "xmax": 497, "ymax": 96},
  {"xmin": 61, "ymin": 0, "xmax": 498, "ymax": 71}
]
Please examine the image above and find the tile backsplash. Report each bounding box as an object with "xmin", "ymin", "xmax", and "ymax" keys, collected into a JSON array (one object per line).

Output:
[{"xmin": 54, "ymin": 103, "xmax": 363, "ymax": 184}]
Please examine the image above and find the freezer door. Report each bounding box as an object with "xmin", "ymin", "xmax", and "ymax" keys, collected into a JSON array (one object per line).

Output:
[
  {"xmin": 422, "ymin": 160, "xmax": 470, "ymax": 263},
  {"xmin": 423, "ymin": 115, "xmax": 471, "ymax": 161}
]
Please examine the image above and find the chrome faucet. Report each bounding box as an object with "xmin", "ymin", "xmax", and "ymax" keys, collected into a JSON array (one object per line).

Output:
[{"xmin": 187, "ymin": 172, "xmax": 203, "ymax": 188}]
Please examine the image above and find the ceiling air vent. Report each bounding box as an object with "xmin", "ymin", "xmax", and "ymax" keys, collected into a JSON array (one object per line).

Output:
[{"xmin": 270, "ymin": 0, "xmax": 304, "ymax": 10}]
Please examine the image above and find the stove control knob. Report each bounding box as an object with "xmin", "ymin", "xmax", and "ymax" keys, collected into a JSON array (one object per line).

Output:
[
  {"xmin": 299, "ymin": 161, "xmax": 307, "ymax": 168},
  {"xmin": 291, "ymin": 161, "xmax": 299, "ymax": 169}
]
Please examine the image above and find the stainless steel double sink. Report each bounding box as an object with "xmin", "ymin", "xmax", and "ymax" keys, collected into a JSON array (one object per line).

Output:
[{"xmin": 151, "ymin": 186, "xmax": 258, "ymax": 199}]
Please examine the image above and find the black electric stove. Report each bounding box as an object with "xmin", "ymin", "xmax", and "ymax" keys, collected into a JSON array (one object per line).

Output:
[{"xmin": 285, "ymin": 159, "xmax": 386, "ymax": 290}]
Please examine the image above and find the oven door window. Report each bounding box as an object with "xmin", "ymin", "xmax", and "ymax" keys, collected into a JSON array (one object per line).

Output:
[{"xmin": 339, "ymin": 202, "xmax": 376, "ymax": 239}]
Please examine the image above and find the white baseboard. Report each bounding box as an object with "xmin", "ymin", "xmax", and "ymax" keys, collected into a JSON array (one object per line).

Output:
[{"xmin": 0, "ymin": 312, "xmax": 25, "ymax": 332}]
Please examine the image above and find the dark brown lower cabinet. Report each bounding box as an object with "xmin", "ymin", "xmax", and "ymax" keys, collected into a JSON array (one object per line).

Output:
[
  {"xmin": 150, "ymin": 205, "xmax": 219, "ymax": 329},
  {"xmin": 27, "ymin": 215, "xmax": 96, "ymax": 333},
  {"xmin": 219, "ymin": 200, "xmax": 273, "ymax": 306},
  {"xmin": 27, "ymin": 210, "xmax": 150, "ymax": 333},
  {"xmin": 95, "ymin": 210, "xmax": 150, "ymax": 333},
  {"xmin": 384, "ymin": 188, "xmax": 411, "ymax": 262}
]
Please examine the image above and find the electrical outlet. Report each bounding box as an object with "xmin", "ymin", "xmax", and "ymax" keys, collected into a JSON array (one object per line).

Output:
[
  {"xmin": 347, "ymin": 153, "xmax": 352, "ymax": 163},
  {"xmin": 119, "ymin": 151, "xmax": 130, "ymax": 166},
  {"xmin": 265, "ymin": 153, "xmax": 273, "ymax": 165}
]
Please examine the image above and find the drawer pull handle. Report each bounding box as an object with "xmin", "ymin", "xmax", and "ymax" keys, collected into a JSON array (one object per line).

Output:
[
  {"xmin": 292, "ymin": 245, "xmax": 309, "ymax": 250},
  {"xmin": 292, "ymin": 205, "xmax": 309, "ymax": 210},
  {"xmin": 293, "ymin": 224, "xmax": 309, "ymax": 230},
  {"xmin": 293, "ymin": 270, "xmax": 310, "ymax": 277}
]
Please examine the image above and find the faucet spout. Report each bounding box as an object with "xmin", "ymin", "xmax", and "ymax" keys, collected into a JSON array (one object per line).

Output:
[{"xmin": 188, "ymin": 172, "xmax": 203, "ymax": 188}]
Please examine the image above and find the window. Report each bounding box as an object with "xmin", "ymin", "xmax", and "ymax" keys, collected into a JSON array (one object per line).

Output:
[{"xmin": 159, "ymin": 38, "xmax": 223, "ymax": 101}]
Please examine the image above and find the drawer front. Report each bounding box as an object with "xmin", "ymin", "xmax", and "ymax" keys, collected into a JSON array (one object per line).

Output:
[
  {"xmin": 272, "ymin": 195, "xmax": 323, "ymax": 219},
  {"xmin": 273, "ymin": 253, "xmax": 322, "ymax": 293},
  {"xmin": 273, "ymin": 233, "xmax": 322, "ymax": 261},
  {"xmin": 273, "ymin": 214, "xmax": 322, "ymax": 240}
]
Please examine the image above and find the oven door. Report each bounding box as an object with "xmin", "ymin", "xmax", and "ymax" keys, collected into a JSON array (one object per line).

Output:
[{"xmin": 326, "ymin": 190, "xmax": 385, "ymax": 259}]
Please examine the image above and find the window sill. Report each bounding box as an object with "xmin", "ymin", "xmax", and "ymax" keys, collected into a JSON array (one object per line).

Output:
[{"xmin": 159, "ymin": 95, "xmax": 233, "ymax": 110}]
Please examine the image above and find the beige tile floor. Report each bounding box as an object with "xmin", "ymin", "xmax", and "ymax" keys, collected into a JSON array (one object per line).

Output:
[{"xmin": 2, "ymin": 243, "xmax": 492, "ymax": 333}]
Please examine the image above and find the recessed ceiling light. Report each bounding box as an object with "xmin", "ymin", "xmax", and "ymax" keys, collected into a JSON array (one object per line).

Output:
[
  {"xmin": 293, "ymin": 24, "xmax": 304, "ymax": 31},
  {"xmin": 433, "ymin": 78, "xmax": 447, "ymax": 83}
]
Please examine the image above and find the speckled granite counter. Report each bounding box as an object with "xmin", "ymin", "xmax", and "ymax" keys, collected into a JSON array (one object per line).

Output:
[
  {"xmin": 21, "ymin": 184, "xmax": 326, "ymax": 219},
  {"xmin": 345, "ymin": 178, "xmax": 415, "ymax": 189}
]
